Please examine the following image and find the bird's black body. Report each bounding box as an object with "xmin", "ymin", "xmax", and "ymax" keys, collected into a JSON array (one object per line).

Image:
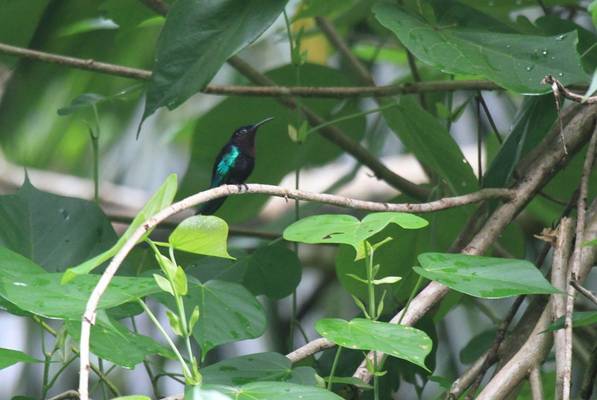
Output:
[{"xmin": 199, "ymin": 117, "xmax": 273, "ymax": 215}]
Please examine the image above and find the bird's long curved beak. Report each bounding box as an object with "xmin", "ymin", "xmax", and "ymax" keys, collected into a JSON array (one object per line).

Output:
[{"xmin": 253, "ymin": 117, "xmax": 274, "ymax": 129}]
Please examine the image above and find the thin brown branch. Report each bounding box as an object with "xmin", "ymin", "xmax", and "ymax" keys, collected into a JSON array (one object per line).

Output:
[
  {"xmin": 477, "ymin": 304, "xmax": 553, "ymax": 400},
  {"xmin": 543, "ymin": 75, "xmax": 597, "ymax": 104},
  {"xmin": 226, "ymin": 55, "xmax": 430, "ymax": 200},
  {"xmin": 315, "ymin": 17, "xmax": 374, "ymax": 86},
  {"xmin": 48, "ymin": 390, "xmax": 80, "ymax": 400},
  {"xmin": 109, "ymin": 213, "xmax": 280, "ymax": 240},
  {"xmin": 0, "ymin": 42, "xmax": 502, "ymax": 98},
  {"xmin": 551, "ymin": 218, "xmax": 575, "ymax": 400},
  {"xmin": 286, "ymin": 338, "xmax": 335, "ymax": 363},
  {"xmin": 75, "ymin": 184, "xmax": 513, "ymax": 399},
  {"xmin": 571, "ymin": 280, "xmax": 597, "ymax": 306},
  {"xmin": 561, "ymin": 125, "xmax": 597, "ymax": 399}
]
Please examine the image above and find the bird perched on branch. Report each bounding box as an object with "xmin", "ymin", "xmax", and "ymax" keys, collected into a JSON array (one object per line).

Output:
[{"xmin": 198, "ymin": 117, "xmax": 274, "ymax": 215}]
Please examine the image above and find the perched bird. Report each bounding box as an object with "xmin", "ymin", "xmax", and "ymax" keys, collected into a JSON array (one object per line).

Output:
[{"xmin": 198, "ymin": 117, "xmax": 274, "ymax": 215}]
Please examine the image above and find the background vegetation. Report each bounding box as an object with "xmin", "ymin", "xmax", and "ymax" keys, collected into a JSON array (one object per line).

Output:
[{"xmin": 0, "ymin": 1, "xmax": 596, "ymax": 399}]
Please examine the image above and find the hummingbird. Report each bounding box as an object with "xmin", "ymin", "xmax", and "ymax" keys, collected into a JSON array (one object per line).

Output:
[{"xmin": 198, "ymin": 117, "xmax": 274, "ymax": 215}]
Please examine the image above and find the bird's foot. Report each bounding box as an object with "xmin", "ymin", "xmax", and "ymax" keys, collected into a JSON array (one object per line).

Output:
[{"xmin": 236, "ymin": 183, "xmax": 249, "ymax": 192}]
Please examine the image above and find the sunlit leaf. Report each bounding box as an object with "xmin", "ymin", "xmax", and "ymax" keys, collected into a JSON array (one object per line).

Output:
[{"xmin": 169, "ymin": 215, "xmax": 233, "ymax": 259}]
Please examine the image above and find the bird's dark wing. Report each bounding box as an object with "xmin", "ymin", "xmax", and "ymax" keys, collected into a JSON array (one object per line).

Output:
[{"xmin": 210, "ymin": 144, "xmax": 240, "ymax": 187}]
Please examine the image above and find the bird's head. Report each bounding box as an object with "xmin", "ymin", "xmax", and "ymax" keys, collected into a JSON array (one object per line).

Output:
[{"xmin": 231, "ymin": 117, "xmax": 274, "ymax": 145}]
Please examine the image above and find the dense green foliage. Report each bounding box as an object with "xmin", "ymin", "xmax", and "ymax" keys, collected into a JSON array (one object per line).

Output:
[{"xmin": 0, "ymin": 1, "xmax": 596, "ymax": 400}]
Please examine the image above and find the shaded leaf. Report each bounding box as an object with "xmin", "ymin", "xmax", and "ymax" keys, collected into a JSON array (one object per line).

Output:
[
  {"xmin": 202, "ymin": 352, "xmax": 317, "ymax": 386},
  {"xmin": 0, "ymin": 248, "xmax": 160, "ymax": 319},
  {"xmin": 374, "ymin": 3, "xmax": 588, "ymax": 93},
  {"xmin": 0, "ymin": 348, "xmax": 41, "ymax": 370},
  {"xmin": 66, "ymin": 317, "xmax": 174, "ymax": 368},
  {"xmin": 0, "ymin": 177, "xmax": 116, "ymax": 272},
  {"xmin": 142, "ymin": 0, "xmax": 288, "ymax": 122},
  {"xmin": 63, "ymin": 174, "xmax": 177, "ymax": 281},
  {"xmin": 545, "ymin": 311, "xmax": 597, "ymax": 332},
  {"xmin": 186, "ymin": 382, "xmax": 342, "ymax": 400}
]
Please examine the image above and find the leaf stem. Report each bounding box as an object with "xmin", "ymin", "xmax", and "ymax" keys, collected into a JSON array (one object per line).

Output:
[
  {"xmin": 137, "ymin": 299, "xmax": 193, "ymax": 380},
  {"xmin": 327, "ymin": 346, "xmax": 343, "ymax": 391},
  {"xmin": 398, "ymin": 274, "xmax": 424, "ymax": 325}
]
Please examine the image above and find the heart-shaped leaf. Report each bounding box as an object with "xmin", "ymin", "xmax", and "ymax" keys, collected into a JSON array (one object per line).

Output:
[{"xmin": 169, "ymin": 215, "xmax": 233, "ymax": 259}]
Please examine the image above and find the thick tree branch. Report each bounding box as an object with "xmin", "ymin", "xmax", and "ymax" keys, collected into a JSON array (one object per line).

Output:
[
  {"xmin": 349, "ymin": 104, "xmax": 597, "ymax": 384},
  {"xmin": 529, "ymin": 367, "xmax": 545, "ymax": 400},
  {"xmin": 76, "ymin": 185, "xmax": 513, "ymax": 399},
  {"xmin": 477, "ymin": 203, "xmax": 597, "ymax": 400},
  {"xmin": 0, "ymin": 43, "xmax": 502, "ymax": 98}
]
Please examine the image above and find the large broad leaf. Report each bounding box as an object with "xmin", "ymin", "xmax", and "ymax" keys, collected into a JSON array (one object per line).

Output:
[
  {"xmin": 186, "ymin": 382, "xmax": 343, "ymax": 400},
  {"xmin": 142, "ymin": 0, "xmax": 288, "ymax": 122},
  {"xmin": 169, "ymin": 215, "xmax": 233, "ymax": 259},
  {"xmin": 459, "ymin": 329, "xmax": 496, "ymax": 364},
  {"xmin": 374, "ymin": 3, "xmax": 588, "ymax": 94},
  {"xmin": 156, "ymin": 279, "xmax": 266, "ymax": 356},
  {"xmin": 0, "ymin": 177, "xmax": 117, "ymax": 272},
  {"xmin": 65, "ymin": 316, "xmax": 174, "ymax": 368},
  {"xmin": 0, "ymin": 248, "xmax": 160, "ymax": 319},
  {"xmin": 202, "ymin": 352, "xmax": 317, "ymax": 386},
  {"xmin": 315, "ymin": 318, "xmax": 432, "ymax": 370},
  {"xmin": 484, "ymin": 95, "xmax": 557, "ymax": 188},
  {"xmin": 63, "ymin": 174, "xmax": 177, "ymax": 282},
  {"xmin": 180, "ymin": 63, "xmax": 366, "ymax": 223},
  {"xmin": 383, "ymin": 97, "xmax": 477, "ymax": 194},
  {"xmin": 0, "ymin": 348, "xmax": 41, "ymax": 370},
  {"xmin": 283, "ymin": 212, "xmax": 428, "ymax": 259},
  {"xmin": 414, "ymin": 253, "xmax": 559, "ymax": 298},
  {"xmin": 241, "ymin": 241, "xmax": 302, "ymax": 299}
]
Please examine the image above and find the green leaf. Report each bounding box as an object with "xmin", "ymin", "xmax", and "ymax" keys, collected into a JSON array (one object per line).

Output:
[
  {"xmin": 459, "ymin": 329, "xmax": 496, "ymax": 364},
  {"xmin": 0, "ymin": 177, "xmax": 117, "ymax": 272},
  {"xmin": 283, "ymin": 212, "xmax": 428, "ymax": 259},
  {"xmin": 0, "ymin": 248, "xmax": 160, "ymax": 319},
  {"xmin": 382, "ymin": 97, "xmax": 477, "ymax": 194},
  {"xmin": 545, "ymin": 311, "xmax": 597, "ymax": 332},
  {"xmin": 185, "ymin": 388, "xmax": 232, "ymax": 400},
  {"xmin": 372, "ymin": 276, "xmax": 402, "ymax": 285},
  {"xmin": 242, "ymin": 241, "xmax": 302, "ymax": 299},
  {"xmin": 414, "ymin": 253, "xmax": 559, "ymax": 298},
  {"xmin": 188, "ymin": 305, "xmax": 200, "ymax": 332},
  {"xmin": 582, "ymin": 69, "xmax": 597, "ymax": 102},
  {"xmin": 186, "ymin": 382, "xmax": 342, "ymax": 400},
  {"xmin": 155, "ymin": 280, "xmax": 266, "ymax": 356},
  {"xmin": 166, "ymin": 310, "xmax": 184, "ymax": 336},
  {"xmin": 153, "ymin": 273, "xmax": 174, "ymax": 296},
  {"xmin": 0, "ymin": 348, "xmax": 41, "ymax": 370},
  {"xmin": 57, "ymin": 93, "xmax": 105, "ymax": 116},
  {"xmin": 583, "ymin": 238, "xmax": 597, "ymax": 247},
  {"xmin": 373, "ymin": 3, "xmax": 588, "ymax": 94},
  {"xmin": 484, "ymin": 95, "xmax": 557, "ymax": 188},
  {"xmin": 174, "ymin": 266, "xmax": 188, "ymax": 296},
  {"xmin": 202, "ymin": 352, "xmax": 317, "ymax": 386},
  {"xmin": 316, "ymin": 318, "xmax": 432, "ymax": 370},
  {"xmin": 180, "ymin": 63, "xmax": 366, "ymax": 223},
  {"xmin": 63, "ymin": 174, "xmax": 177, "ymax": 282},
  {"xmin": 169, "ymin": 215, "xmax": 233, "ymax": 259},
  {"xmin": 65, "ymin": 317, "xmax": 174, "ymax": 368},
  {"xmin": 142, "ymin": 0, "xmax": 288, "ymax": 122}
]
